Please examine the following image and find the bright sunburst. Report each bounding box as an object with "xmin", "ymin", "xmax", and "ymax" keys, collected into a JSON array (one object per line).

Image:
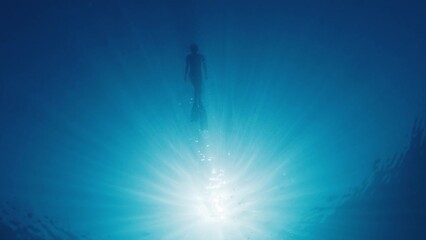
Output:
[{"xmin": 123, "ymin": 127, "xmax": 295, "ymax": 239}]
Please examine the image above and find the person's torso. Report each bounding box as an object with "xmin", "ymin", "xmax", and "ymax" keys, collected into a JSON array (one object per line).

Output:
[{"xmin": 187, "ymin": 54, "xmax": 204, "ymax": 77}]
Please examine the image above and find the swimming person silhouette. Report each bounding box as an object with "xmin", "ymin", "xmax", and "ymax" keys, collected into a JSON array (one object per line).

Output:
[{"xmin": 185, "ymin": 43, "xmax": 208, "ymax": 130}]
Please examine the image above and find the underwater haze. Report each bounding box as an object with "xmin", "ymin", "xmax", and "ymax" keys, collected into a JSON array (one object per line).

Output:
[{"xmin": 1, "ymin": 0, "xmax": 426, "ymax": 239}]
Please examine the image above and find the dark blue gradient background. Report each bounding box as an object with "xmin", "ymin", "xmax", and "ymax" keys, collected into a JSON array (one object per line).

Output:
[{"xmin": 1, "ymin": 0, "xmax": 425, "ymax": 239}]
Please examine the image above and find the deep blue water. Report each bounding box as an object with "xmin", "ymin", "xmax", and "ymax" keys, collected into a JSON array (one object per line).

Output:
[{"xmin": 1, "ymin": 1, "xmax": 425, "ymax": 239}]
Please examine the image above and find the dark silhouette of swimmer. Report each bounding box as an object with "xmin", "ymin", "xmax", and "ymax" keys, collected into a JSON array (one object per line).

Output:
[{"xmin": 185, "ymin": 44, "xmax": 208, "ymax": 130}]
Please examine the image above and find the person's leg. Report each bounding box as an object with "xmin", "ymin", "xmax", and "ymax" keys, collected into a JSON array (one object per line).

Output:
[
  {"xmin": 194, "ymin": 81, "xmax": 207, "ymax": 129},
  {"xmin": 199, "ymin": 104, "xmax": 208, "ymax": 130},
  {"xmin": 191, "ymin": 79, "xmax": 201, "ymax": 122},
  {"xmin": 193, "ymin": 80, "xmax": 202, "ymax": 108}
]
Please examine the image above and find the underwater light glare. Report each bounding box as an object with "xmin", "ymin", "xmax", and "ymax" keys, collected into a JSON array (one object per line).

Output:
[
  {"xmin": 133, "ymin": 129, "xmax": 292, "ymax": 239},
  {"xmin": 181, "ymin": 165, "xmax": 257, "ymax": 238},
  {"xmin": 195, "ymin": 168, "xmax": 231, "ymax": 222}
]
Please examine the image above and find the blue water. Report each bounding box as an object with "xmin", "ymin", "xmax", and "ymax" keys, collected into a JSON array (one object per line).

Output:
[{"xmin": 1, "ymin": 1, "xmax": 426, "ymax": 239}]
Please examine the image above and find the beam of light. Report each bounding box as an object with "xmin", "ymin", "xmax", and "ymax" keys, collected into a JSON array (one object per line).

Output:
[
  {"xmin": 1, "ymin": 2, "xmax": 425, "ymax": 240},
  {"xmin": 82, "ymin": 77, "xmax": 348, "ymax": 240},
  {"xmin": 119, "ymin": 123, "xmax": 301, "ymax": 240},
  {"xmin": 19, "ymin": 61, "xmax": 379, "ymax": 240}
]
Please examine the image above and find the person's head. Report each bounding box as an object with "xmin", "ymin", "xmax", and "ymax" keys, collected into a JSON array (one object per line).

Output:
[{"xmin": 190, "ymin": 43, "xmax": 199, "ymax": 53}]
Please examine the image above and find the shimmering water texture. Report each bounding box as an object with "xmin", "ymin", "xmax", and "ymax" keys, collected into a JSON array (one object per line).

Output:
[{"xmin": 1, "ymin": 1, "xmax": 426, "ymax": 240}]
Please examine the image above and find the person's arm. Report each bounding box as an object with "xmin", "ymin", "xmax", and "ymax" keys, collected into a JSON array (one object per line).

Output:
[
  {"xmin": 184, "ymin": 56, "xmax": 189, "ymax": 82},
  {"xmin": 202, "ymin": 55, "xmax": 207, "ymax": 80}
]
